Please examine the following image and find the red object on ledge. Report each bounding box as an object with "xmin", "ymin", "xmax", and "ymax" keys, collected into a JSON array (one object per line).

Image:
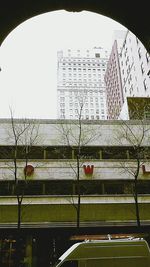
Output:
[
  {"xmin": 24, "ymin": 165, "xmax": 34, "ymax": 176},
  {"xmin": 83, "ymin": 165, "xmax": 94, "ymax": 175},
  {"xmin": 142, "ymin": 164, "xmax": 150, "ymax": 175}
]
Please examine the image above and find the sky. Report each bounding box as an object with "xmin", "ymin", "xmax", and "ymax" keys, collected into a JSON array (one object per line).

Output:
[{"xmin": 0, "ymin": 10, "xmax": 127, "ymax": 119}]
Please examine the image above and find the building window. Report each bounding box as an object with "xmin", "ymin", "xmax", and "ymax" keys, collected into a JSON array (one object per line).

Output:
[
  {"xmin": 146, "ymin": 52, "xmax": 150, "ymax": 63},
  {"xmin": 60, "ymin": 109, "xmax": 65, "ymax": 115},
  {"xmin": 141, "ymin": 62, "xmax": 145, "ymax": 74},
  {"xmin": 143, "ymin": 79, "xmax": 148, "ymax": 91},
  {"xmin": 60, "ymin": 97, "xmax": 65, "ymax": 102},
  {"xmin": 60, "ymin": 103, "xmax": 65, "ymax": 107},
  {"xmin": 138, "ymin": 47, "xmax": 142, "ymax": 59}
]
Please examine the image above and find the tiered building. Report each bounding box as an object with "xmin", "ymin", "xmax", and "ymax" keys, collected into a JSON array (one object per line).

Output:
[
  {"xmin": 57, "ymin": 48, "xmax": 108, "ymax": 120},
  {"xmin": 0, "ymin": 118, "xmax": 150, "ymax": 266}
]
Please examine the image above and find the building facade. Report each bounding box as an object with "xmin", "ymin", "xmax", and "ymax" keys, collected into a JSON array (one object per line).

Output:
[
  {"xmin": 1, "ymin": 118, "xmax": 150, "ymax": 266},
  {"xmin": 104, "ymin": 40, "xmax": 124, "ymax": 119},
  {"xmin": 57, "ymin": 48, "xmax": 108, "ymax": 120},
  {"xmin": 105, "ymin": 30, "xmax": 150, "ymax": 119}
]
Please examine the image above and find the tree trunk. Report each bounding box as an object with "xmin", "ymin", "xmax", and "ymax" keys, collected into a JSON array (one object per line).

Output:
[
  {"xmin": 134, "ymin": 176, "xmax": 141, "ymax": 228},
  {"xmin": 17, "ymin": 200, "xmax": 22, "ymax": 230},
  {"xmin": 14, "ymin": 200, "xmax": 22, "ymax": 267},
  {"xmin": 76, "ymin": 157, "xmax": 80, "ymax": 229}
]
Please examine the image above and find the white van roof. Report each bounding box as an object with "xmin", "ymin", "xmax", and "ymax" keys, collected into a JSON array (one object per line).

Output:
[{"xmin": 59, "ymin": 239, "xmax": 150, "ymax": 262}]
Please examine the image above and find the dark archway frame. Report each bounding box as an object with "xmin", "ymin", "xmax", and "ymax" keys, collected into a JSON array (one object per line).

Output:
[{"xmin": 0, "ymin": 0, "xmax": 150, "ymax": 52}]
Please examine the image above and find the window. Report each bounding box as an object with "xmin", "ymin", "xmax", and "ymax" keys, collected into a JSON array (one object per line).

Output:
[
  {"xmin": 138, "ymin": 47, "xmax": 142, "ymax": 59},
  {"xmin": 60, "ymin": 103, "xmax": 65, "ymax": 107},
  {"xmin": 60, "ymin": 97, "xmax": 65, "ymax": 102},
  {"xmin": 95, "ymin": 53, "xmax": 100, "ymax": 58},
  {"xmin": 143, "ymin": 79, "xmax": 148, "ymax": 90},
  {"xmin": 146, "ymin": 52, "xmax": 150, "ymax": 63},
  {"xmin": 141, "ymin": 62, "xmax": 145, "ymax": 74}
]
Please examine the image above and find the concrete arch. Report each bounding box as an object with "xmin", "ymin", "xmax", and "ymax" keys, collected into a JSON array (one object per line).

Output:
[{"xmin": 0, "ymin": 0, "xmax": 149, "ymax": 52}]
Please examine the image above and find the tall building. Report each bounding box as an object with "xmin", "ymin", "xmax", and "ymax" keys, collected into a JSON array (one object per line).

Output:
[
  {"xmin": 57, "ymin": 48, "xmax": 108, "ymax": 120},
  {"xmin": 105, "ymin": 30, "xmax": 150, "ymax": 119},
  {"xmin": 119, "ymin": 30, "xmax": 150, "ymax": 119},
  {"xmin": 104, "ymin": 40, "xmax": 124, "ymax": 119}
]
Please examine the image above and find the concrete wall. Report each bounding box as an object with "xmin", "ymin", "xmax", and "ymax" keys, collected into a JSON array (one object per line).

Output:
[
  {"xmin": 0, "ymin": 160, "xmax": 150, "ymax": 181},
  {"xmin": 0, "ymin": 195, "xmax": 150, "ymax": 227},
  {"xmin": 0, "ymin": 119, "xmax": 150, "ymax": 146}
]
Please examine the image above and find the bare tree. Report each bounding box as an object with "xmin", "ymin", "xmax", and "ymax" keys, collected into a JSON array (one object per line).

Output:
[
  {"xmin": 4, "ymin": 110, "xmax": 40, "ymax": 267},
  {"xmin": 57, "ymin": 94, "xmax": 100, "ymax": 229},
  {"xmin": 115, "ymin": 119, "xmax": 150, "ymax": 228},
  {"xmin": 6, "ymin": 110, "xmax": 40, "ymax": 230}
]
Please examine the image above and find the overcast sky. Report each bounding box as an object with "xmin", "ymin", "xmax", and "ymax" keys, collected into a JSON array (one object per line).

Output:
[{"xmin": 0, "ymin": 10, "xmax": 127, "ymax": 119}]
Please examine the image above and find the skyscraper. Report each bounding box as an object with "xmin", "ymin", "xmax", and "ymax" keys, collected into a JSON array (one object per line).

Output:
[
  {"xmin": 57, "ymin": 48, "xmax": 108, "ymax": 120},
  {"xmin": 119, "ymin": 30, "xmax": 150, "ymax": 119},
  {"xmin": 104, "ymin": 40, "xmax": 124, "ymax": 119},
  {"xmin": 105, "ymin": 30, "xmax": 150, "ymax": 119}
]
